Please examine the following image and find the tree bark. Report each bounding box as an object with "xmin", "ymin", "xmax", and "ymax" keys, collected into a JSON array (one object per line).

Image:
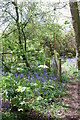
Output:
[{"xmin": 69, "ymin": 0, "xmax": 80, "ymax": 70}]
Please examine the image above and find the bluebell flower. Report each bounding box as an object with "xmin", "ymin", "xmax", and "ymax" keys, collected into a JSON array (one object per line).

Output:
[
  {"xmin": 28, "ymin": 75, "xmax": 30, "ymax": 79},
  {"xmin": 47, "ymin": 110, "xmax": 49, "ymax": 119},
  {"xmin": 53, "ymin": 84, "xmax": 56, "ymax": 88},
  {"xmin": 13, "ymin": 73, "xmax": 15, "ymax": 76},
  {"xmin": 26, "ymin": 80, "xmax": 28, "ymax": 83},
  {"xmin": 67, "ymin": 56, "xmax": 69, "ymax": 59},
  {"xmin": 36, "ymin": 74, "xmax": 39, "ymax": 79},
  {"xmin": 19, "ymin": 73, "xmax": 21, "ymax": 78},
  {"xmin": 44, "ymin": 112, "xmax": 46, "ymax": 116},
  {"xmin": 60, "ymin": 56, "xmax": 64, "ymax": 59},
  {"xmin": 32, "ymin": 75, "xmax": 34, "ymax": 79},
  {"xmin": 40, "ymin": 116, "xmax": 41, "ymax": 119},
  {"xmin": 47, "ymin": 115, "xmax": 49, "ymax": 120},
  {"xmin": 73, "ymin": 64, "xmax": 75, "ymax": 67},
  {"xmin": 37, "ymin": 88, "xmax": 40, "ymax": 91},
  {"xmin": 22, "ymin": 74, "xmax": 25, "ymax": 79},
  {"xmin": 34, "ymin": 72, "xmax": 36, "ymax": 75},
  {"xmin": 43, "ymin": 107, "xmax": 45, "ymax": 110},
  {"xmin": 0, "ymin": 99, "xmax": 1, "ymax": 106},
  {"xmin": 16, "ymin": 73, "xmax": 18, "ymax": 78},
  {"xmin": 1, "ymin": 67, "xmax": 3, "ymax": 72},
  {"xmin": 53, "ymin": 76, "xmax": 56, "ymax": 81},
  {"xmin": 57, "ymin": 77, "xmax": 59, "ymax": 81},
  {"xmin": 6, "ymin": 102, "xmax": 10, "ymax": 109},
  {"xmin": 25, "ymin": 74, "xmax": 26, "ymax": 77},
  {"xmin": 39, "ymin": 76, "xmax": 42, "ymax": 80},
  {"xmin": 51, "ymin": 60, "xmax": 53, "ymax": 67},
  {"xmin": 44, "ymin": 78, "xmax": 46, "ymax": 82},
  {"xmin": 49, "ymin": 76, "xmax": 51, "ymax": 80},
  {"xmin": 2, "ymin": 102, "xmax": 5, "ymax": 108},
  {"xmin": 43, "ymin": 69, "xmax": 46, "ymax": 74}
]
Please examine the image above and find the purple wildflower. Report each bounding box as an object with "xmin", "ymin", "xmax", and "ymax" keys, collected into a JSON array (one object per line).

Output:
[
  {"xmin": 36, "ymin": 74, "xmax": 39, "ymax": 79},
  {"xmin": 40, "ymin": 116, "xmax": 41, "ymax": 119},
  {"xmin": 44, "ymin": 112, "xmax": 46, "ymax": 116},
  {"xmin": 60, "ymin": 56, "xmax": 64, "ymax": 59},
  {"xmin": 38, "ymin": 92, "xmax": 40, "ymax": 95},
  {"xmin": 25, "ymin": 74, "xmax": 26, "ymax": 77},
  {"xmin": 0, "ymin": 99, "xmax": 1, "ymax": 107},
  {"xmin": 6, "ymin": 102, "xmax": 10, "ymax": 109},
  {"xmin": 44, "ymin": 78, "xmax": 46, "ymax": 82},
  {"xmin": 47, "ymin": 115, "xmax": 49, "ymax": 120},
  {"xmin": 19, "ymin": 73, "xmax": 21, "ymax": 78},
  {"xmin": 13, "ymin": 73, "xmax": 15, "ymax": 76},
  {"xmin": 1, "ymin": 67, "xmax": 3, "ymax": 72},
  {"xmin": 53, "ymin": 84, "xmax": 56, "ymax": 88},
  {"xmin": 73, "ymin": 64, "xmax": 75, "ymax": 66},
  {"xmin": 28, "ymin": 75, "xmax": 30, "ymax": 79},
  {"xmin": 32, "ymin": 75, "xmax": 34, "ymax": 79},
  {"xmin": 51, "ymin": 60, "xmax": 53, "ymax": 67},
  {"xmin": 2, "ymin": 102, "xmax": 5, "ymax": 108},
  {"xmin": 53, "ymin": 76, "xmax": 56, "ymax": 81},
  {"xmin": 16, "ymin": 73, "xmax": 18, "ymax": 78}
]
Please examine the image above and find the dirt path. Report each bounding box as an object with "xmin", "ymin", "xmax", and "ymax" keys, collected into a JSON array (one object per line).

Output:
[
  {"xmin": 61, "ymin": 59, "xmax": 80, "ymax": 120},
  {"xmin": 62, "ymin": 79, "xmax": 80, "ymax": 120}
]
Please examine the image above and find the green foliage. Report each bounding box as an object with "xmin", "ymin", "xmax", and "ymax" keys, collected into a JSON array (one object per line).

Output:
[
  {"xmin": 2, "ymin": 112, "xmax": 18, "ymax": 120},
  {"xmin": 68, "ymin": 52, "xmax": 73, "ymax": 58},
  {"xmin": 61, "ymin": 72, "xmax": 70, "ymax": 83},
  {"xmin": 59, "ymin": 31, "xmax": 75, "ymax": 56},
  {"xmin": 2, "ymin": 72, "xmax": 66, "ymax": 117},
  {"xmin": 62, "ymin": 58, "xmax": 78, "ymax": 79}
]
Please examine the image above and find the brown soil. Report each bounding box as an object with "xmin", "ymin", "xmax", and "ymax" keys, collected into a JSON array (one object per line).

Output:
[{"xmin": 60, "ymin": 77, "xmax": 80, "ymax": 120}]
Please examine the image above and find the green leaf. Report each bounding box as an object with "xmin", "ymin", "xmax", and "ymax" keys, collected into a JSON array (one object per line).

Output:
[
  {"xmin": 21, "ymin": 87, "xmax": 26, "ymax": 92},
  {"xmin": 17, "ymin": 86, "xmax": 22, "ymax": 92},
  {"xmin": 36, "ymin": 96, "xmax": 43, "ymax": 101}
]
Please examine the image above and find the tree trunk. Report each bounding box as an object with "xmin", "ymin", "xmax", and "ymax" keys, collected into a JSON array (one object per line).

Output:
[
  {"xmin": 12, "ymin": 0, "xmax": 30, "ymax": 68},
  {"xmin": 69, "ymin": 0, "xmax": 80, "ymax": 70},
  {"xmin": 21, "ymin": 27, "xmax": 26, "ymax": 51}
]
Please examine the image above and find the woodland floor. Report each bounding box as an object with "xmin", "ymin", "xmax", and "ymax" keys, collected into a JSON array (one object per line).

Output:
[
  {"xmin": 60, "ymin": 59, "xmax": 80, "ymax": 120},
  {"xmin": 17, "ymin": 70, "xmax": 80, "ymax": 120},
  {"xmin": 60, "ymin": 76, "xmax": 80, "ymax": 120},
  {"xmin": 17, "ymin": 59, "xmax": 80, "ymax": 120},
  {"xmin": 1, "ymin": 58, "xmax": 80, "ymax": 120}
]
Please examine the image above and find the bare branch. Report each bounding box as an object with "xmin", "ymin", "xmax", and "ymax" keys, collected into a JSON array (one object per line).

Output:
[
  {"xmin": 4, "ymin": 10, "xmax": 16, "ymax": 21},
  {"xmin": 2, "ymin": 22, "xmax": 12, "ymax": 36}
]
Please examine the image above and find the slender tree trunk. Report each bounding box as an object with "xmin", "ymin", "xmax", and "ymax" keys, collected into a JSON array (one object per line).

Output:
[
  {"xmin": 69, "ymin": 0, "xmax": 80, "ymax": 70},
  {"xmin": 21, "ymin": 28, "xmax": 26, "ymax": 51},
  {"xmin": 12, "ymin": 0, "xmax": 30, "ymax": 68},
  {"xmin": 12, "ymin": 0, "xmax": 21, "ymax": 44}
]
